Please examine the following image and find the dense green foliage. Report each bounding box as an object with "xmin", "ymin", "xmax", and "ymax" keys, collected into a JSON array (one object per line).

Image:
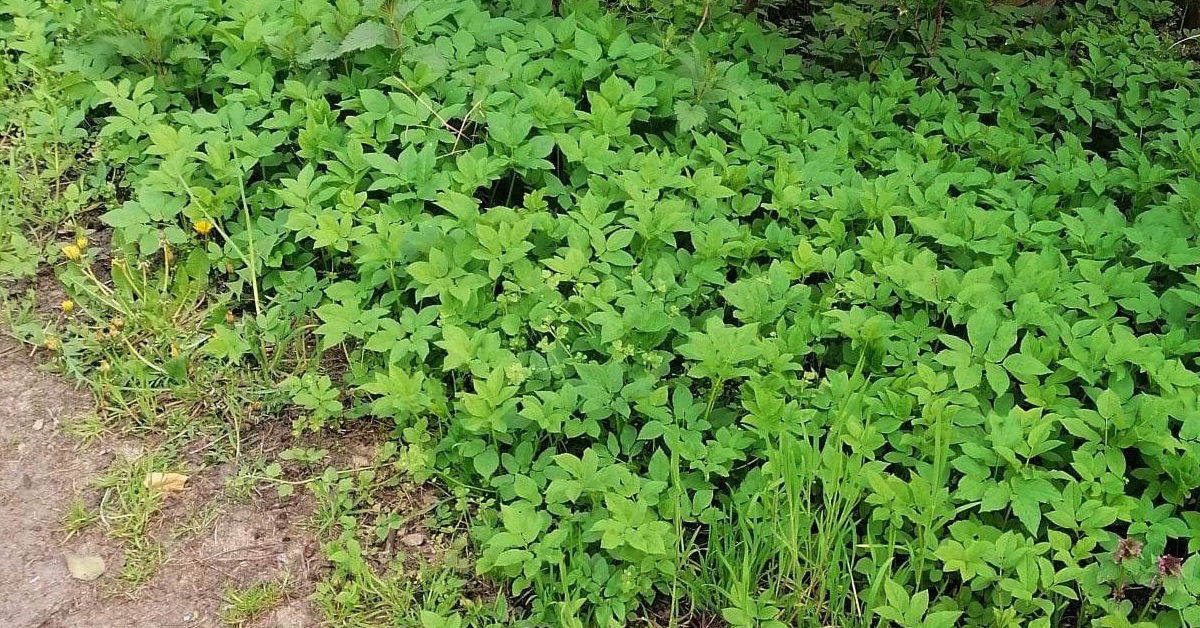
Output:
[{"xmin": 5, "ymin": 0, "xmax": 1200, "ymax": 625}]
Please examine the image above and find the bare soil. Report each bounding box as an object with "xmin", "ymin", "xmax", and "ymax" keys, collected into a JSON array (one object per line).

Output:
[{"xmin": 0, "ymin": 337, "xmax": 323, "ymax": 628}]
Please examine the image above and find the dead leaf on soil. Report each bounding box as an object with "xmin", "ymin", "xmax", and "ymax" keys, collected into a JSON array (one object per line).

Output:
[
  {"xmin": 65, "ymin": 554, "xmax": 106, "ymax": 581},
  {"xmin": 143, "ymin": 472, "xmax": 189, "ymax": 494}
]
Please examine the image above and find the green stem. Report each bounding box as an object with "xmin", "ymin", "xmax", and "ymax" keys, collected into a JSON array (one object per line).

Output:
[
  {"xmin": 173, "ymin": 173, "xmax": 258, "ymax": 314},
  {"xmin": 236, "ymin": 174, "xmax": 263, "ymax": 318},
  {"xmin": 704, "ymin": 376, "xmax": 724, "ymax": 420},
  {"xmin": 1137, "ymin": 583, "xmax": 1163, "ymax": 623}
]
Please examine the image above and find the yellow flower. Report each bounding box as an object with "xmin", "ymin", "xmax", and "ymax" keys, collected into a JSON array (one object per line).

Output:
[
  {"xmin": 99, "ymin": 359, "xmax": 111, "ymax": 373},
  {"xmin": 193, "ymin": 220, "xmax": 215, "ymax": 237},
  {"xmin": 61, "ymin": 300, "xmax": 75, "ymax": 313},
  {"xmin": 45, "ymin": 336, "xmax": 59, "ymax": 351},
  {"xmin": 75, "ymin": 236, "xmax": 88, "ymax": 250},
  {"xmin": 62, "ymin": 244, "xmax": 82, "ymax": 261}
]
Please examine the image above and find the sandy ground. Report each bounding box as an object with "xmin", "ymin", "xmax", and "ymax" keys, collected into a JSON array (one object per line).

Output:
[{"xmin": 0, "ymin": 338, "xmax": 322, "ymax": 627}]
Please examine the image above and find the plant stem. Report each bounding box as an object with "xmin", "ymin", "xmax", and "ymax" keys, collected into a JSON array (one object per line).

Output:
[{"xmin": 1137, "ymin": 583, "xmax": 1163, "ymax": 623}]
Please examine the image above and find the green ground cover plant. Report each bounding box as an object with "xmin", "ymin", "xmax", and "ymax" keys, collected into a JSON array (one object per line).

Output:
[{"xmin": 4, "ymin": 0, "xmax": 1200, "ymax": 625}]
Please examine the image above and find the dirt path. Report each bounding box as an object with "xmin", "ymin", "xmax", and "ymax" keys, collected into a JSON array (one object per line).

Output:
[{"xmin": 0, "ymin": 338, "xmax": 322, "ymax": 627}]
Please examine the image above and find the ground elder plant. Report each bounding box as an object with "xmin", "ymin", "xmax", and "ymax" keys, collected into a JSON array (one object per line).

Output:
[{"xmin": 5, "ymin": 0, "xmax": 1200, "ymax": 625}]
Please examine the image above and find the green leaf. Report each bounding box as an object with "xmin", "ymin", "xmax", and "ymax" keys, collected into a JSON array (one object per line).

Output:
[
  {"xmin": 675, "ymin": 101, "xmax": 707, "ymax": 132},
  {"xmin": 473, "ymin": 448, "xmax": 499, "ymax": 479},
  {"xmin": 1011, "ymin": 490, "xmax": 1043, "ymax": 535},
  {"xmin": 359, "ymin": 88, "xmax": 390, "ymax": 115},
  {"xmin": 624, "ymin": 42, "xmax": 660, "ymax": 60},
  {"xmin": 966, "ymin": 309, "xmax": 997, "ymax": 354},
  {"xmin": 570, "ymin": 29, "xmax": 602, "ymax": 63},
  {"xmin": 301, "ymin": 21, "xmax": 390, "ymax": 63},
  {"xmin": 492, "ymin": 548, "xmax": 531, "ymax": 568},
  {"xmin": 337, "ymin": 21, "xmax": 390, "ymax": 55},
  {"xmin": 437, "ymin": 325, "xmax": 472, "ymax": 371},
  {"xmin": 984, "ymin": 362, "xmax": 1009, "ymax": 395},
  {"xmin": 1002, "ymin": 352, "xmax": 1050, "ymax": 379}
]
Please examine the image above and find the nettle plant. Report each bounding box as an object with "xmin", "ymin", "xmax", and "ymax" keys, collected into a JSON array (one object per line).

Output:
[{"xmin": 6, "ymin": 0, "xmax": 1200, "ymax": 624}]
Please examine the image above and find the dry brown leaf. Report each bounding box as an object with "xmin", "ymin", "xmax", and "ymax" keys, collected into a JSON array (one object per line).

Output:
[{"xmin": 143, "ymin": 472, "xmax": 189, "ymax": 494}]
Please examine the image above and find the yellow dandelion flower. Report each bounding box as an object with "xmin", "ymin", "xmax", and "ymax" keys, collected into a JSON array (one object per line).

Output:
[
  {"xmin": 75, "ymin": 236, "xmax": 88, "ymax": 250},
  {"xmin": 61, "ymin": 300, "xmax": 75, "ymax": 313},
  {"xmin": 45, "ymin": 336, "xmax": 59, "ymax": 351},
  {"xmin": 193, "ymin": 220, "xmax": 215, "ymax": 237},
  {"xmin": 62, "ymin": 244, "xmax": 82, "ymax": 261}
]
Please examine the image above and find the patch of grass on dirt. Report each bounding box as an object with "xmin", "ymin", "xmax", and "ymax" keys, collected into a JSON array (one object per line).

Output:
[
  {"xmin": 61, "ymin": 495, "xmax": 99, "ymax": 539},
  {"xmin": 219, "ymin": 577, "xmax": 290, "ymax": 626},
  {"xmin": 84, "ymin": 450, "xmax": 179, "ymax": 588}
]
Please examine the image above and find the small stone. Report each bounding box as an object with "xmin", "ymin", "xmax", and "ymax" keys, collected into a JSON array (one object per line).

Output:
[
  {"xmin": 113, "ymin": 442, "xmax": 144, "ymax": 462},
  {"xmin": 32, "ymin": 419, "xmax": 44, "ymax": 431},
  {"xmin": 65, "ymin": 554, "xmax": 106, "ymax": 581},
  {"xmin": 400, "ymin": 533, "xmax": 426, "ymax": 547}
]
